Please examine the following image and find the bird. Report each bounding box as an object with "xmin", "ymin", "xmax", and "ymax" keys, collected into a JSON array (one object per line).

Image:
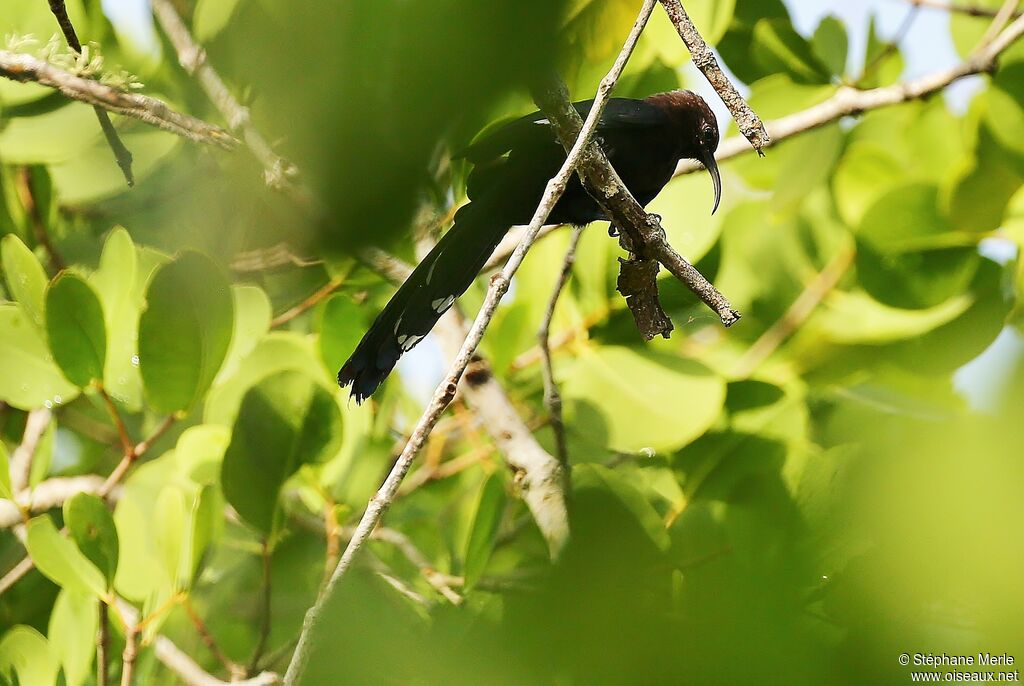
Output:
[{"xmin": 338, "ymin": 89, "xmax": 722, "ymax": 403}]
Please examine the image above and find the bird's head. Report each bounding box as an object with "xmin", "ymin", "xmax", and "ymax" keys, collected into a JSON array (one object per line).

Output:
[{"xmin": 646, "ymin": 90, "xmax": 722, "ymax": 214}]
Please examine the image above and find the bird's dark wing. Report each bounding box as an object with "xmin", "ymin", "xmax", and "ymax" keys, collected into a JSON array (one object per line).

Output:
[{"xmin": 456, "ymin": 98, "xmax": 670, "ymax": 164}]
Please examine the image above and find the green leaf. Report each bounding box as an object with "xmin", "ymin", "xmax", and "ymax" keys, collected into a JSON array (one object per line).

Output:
[
  {"xmin": 0, "ymin": 305, "xmax": 79, "ymax": 410},
  {"xmin": 221, "ymin": 370, "xmax": 343, "ymax": 535},
  {"xmin": 64, "ymin": 493, "xmax": 119, "ymax": 587},
  {"xmin": 856, "ymin": 184, "xmax": 979, "ymax": 309},
  {"xmin": 860, "ymin": 15, "xmax": 904, "ymax": 88},
  {"xmin": 193, "ymin": 0, "xmax": 245, "ymax": 41},
  {"xmin": 139, "ymin": 251, "xmax": 234, "ymax": 413},
  {"xmin": 1, "ymin": 233, "xmax": 47, "ymax": 331},
  {"xmin": 89, "ymin": 227, "xmax": 158, "ymax": 410},
  {"xmin": 154, "ymin": 487, "xmax": 187, "ymax": 591},
  {"xmin": 463, "ymin": 473, "xmax": 507, "ymax": 590},
  {"xmin": 47, "ymin": 589, "xmax": 97, "ymax": 686},
  {"xmin": 318, "ymin": 294, "xmax": 366, "ymax": 374},
  {"xmin": 811, "ymin": 15, "xmax": 848, "ymax": 77},
  {"xmin": 205, "ymin": 332, "xmax": 334, "ymax": 426},
  {"xmin": 808, "ymin": 289, "xmax": 973, "ymax": 345},
  {"xmin": 574, "ymin": 463, "xmax": 671, "ymax": 551},
  {"xmin": 45, "ymin": 273, "xmax": 107, "ymax": 388},
  {"xmin": 752, "ymin": 19, "xmax": 832, "ymax": 85},
  {"xmin": 25, "ymin": 515, "xmax": 107, "ymax": 597},
  {"xmin": 0, "ymin": 626, "xmax": 59, "ymax": 686},
  {"xmin": 562, "ymin": 346, "xmax": 725, "ymax": 454},
  {"xmin": 217, "ymin": 285, "xmax": 272, "ymax": 381},
  {"xmin": 0, "ymin": 443, "xmax": 11, "ymax": 500}
]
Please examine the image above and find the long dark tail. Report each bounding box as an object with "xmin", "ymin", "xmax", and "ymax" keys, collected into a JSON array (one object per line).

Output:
[{"xmin": 339, "ymin": 198, "xmax": 511, "ymax": 403}]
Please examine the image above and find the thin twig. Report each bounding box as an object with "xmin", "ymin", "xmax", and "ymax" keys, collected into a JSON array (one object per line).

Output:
[
  {"xmin": 97, "ymin": 386, "xmax": 134, "ymax": 457},
  {"xmin": 9, "ymin": 408, "xmax": 52, "ymax": 494},
  {"xmin": 150, "ymin": 0, "xmax": 307, "ymax": 198},
  {"xmin": 120, "ymin": 625, "xmax": 139, "ymax": 686},
  {"xmin": 281, "ymin": 2, "xmax": 658, "ymax": 680},
  {"xmin": 247, "ymin": 540, "xmax": 273, "ymax": 674},
  {"xmin": 15, "ymin": 167, "xmax": 65, "ymax": 272},
  {"xmin": 976, "ymin": 0, "xmax": 1022, "ymax": 50},
  {"xmin": 98, "ymin": 601, "xmax": 110, "ymax": 686},
  {"xmin": 906, "ymin": 0, "xmax": 1022, "ymax": 18},
  {"xmin": 46, "ymin": 0, "xmax": 134, "ymax": 185},
  {"xmin": 732, "ymin": 245, "xmax": 856, "ymax": 378},
  {"xmin": 99, "ymin": 415, "xmax": 176, "ymax": 498},
  {"xmin": 658, "ymin": 0, "xmax": 770, "ymax": 153},
  {"xmin": 0, "ymin": 476, "xmax": 110, "ymax": 529},
  {"xmin": 675, "ymin": 13, "xmax": 1024, "ymax": 176},
  {"xmin": 0, "ymin": 50, "xmax": 235, "ymax": 147},
  {"xmin": 270, "ymin": 277, "xmax": 344, "ymax": 328},
  {"xmin": 538, "ymin": 228, "xmax": 582, "ymax": 467},
  {"xmin": 182, "ymin": 598, "xmax": 243, "ymax": 679},
  {"xmin": 0, "ymin": 556, "xmax": 35, "ymax": 594},
  {"xmin": 370, "ymin": 528, "xmax": 463, "ymax": 605},
  {"xmin": 857, "ymin": 4, "xmax": 921, "ymax": 85}
]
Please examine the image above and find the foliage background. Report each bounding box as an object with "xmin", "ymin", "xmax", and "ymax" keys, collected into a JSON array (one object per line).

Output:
[{"xmin": 1, "ymin": 0, "xmax": 1023, "ymax": 684}]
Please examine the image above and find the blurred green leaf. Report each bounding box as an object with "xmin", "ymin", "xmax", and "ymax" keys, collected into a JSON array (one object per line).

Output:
[
  {"xmin": 562, "ymin": 346, "xmax": 725, "ymax": 454},
  {"xmin": 0, "ymin": 443, "xmax": 11, "ymax": 501},
  {"xmin": 64, "ymin": 492, "xmax": 119, "ymax": 588},
  {"xmin": 221, "ymin": 370, "xmax": 343, "ymax": 535},
  {"xmin": 1, "ymin": 233, "xmax": 47, "ymax": 331},
  {"xmin": 193, "ymin": 0, "xmax": 244, "ymax": 41},
  {"xmin": 318, "ymin": 294, "xmax": 365, "ymax": 374},
  {"xmin": 856, "ymin": 184, "xmax": 979, "ymax": 309},
  {"xmin": 26, "ymin": 515, "xmax": 107, "ymax": 597},
  {"xmin": 648, "ymin": 169, "xmax": 727, "ymax": 263},
  {"xmin": 45, "ymin": 273, "xmax": 106, "ymax": 388},
  {"xmin": 0, "ymin": 305, "xmax": 79, "ymax": 410},
  {"xmin": 154, "ymin": 487, "xmax": 187, "ymax": 591},
  {"xmin": 811, "ymin": 16, "xmax": 848, "ymax": 77},
  {"xmin": 217, "ymin": 284, "xmax": 272, "ymax": 381},
  {"xmin": 752, "ymin": 19, "xmax": 832, "ymax": 85},
  {"xmin": 47, "ymin": 589, "xmax": 97, "ymax": 686},
  {"xmin": 575, "ymin": 463, "xmax": 671, "ymax": 550},
  {"xmin": 0, "ymin": 626, "xmax": 59, "ymax": 686},
  {"xmin": 205, "ymin": 332, "xmax": 333, "ymax": 426},
  {"xmin": 139, "ymin": 251, "xmax": 234, "ymax": 413},
  {"xmin": 860, "ymin": 15, "xmax": 905, "ymax": 88},
  {"xmin": 716, "ymin": 0, "xmax": 791, "ymax": 83},
  {"xmin": 463, "ymin": 472, "xmax": 507, "ymax": 590}
]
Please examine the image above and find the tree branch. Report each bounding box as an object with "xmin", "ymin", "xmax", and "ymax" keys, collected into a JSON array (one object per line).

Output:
[
  {"xmin": 46, "ymin": 0, "xmax": 135, "ymax": 185},
  {"xmin": 658, "ymin": 0, "xmax": 770, "ymax": 153},
  {"xmin": 0, "ymin": 50, "xmax": 235, "ymax": 148},
  {"xmin": 0, "ymin": 475, "xmax": 110, "ymax": 528},
  {"xmin": 675, "ymin": 13, "xmax": 1024, "ymax": 176},
  {"xmin": 150, "ymin": 0, "xmax": 307, "ymax": 199},
  {"xmin": 537, "ymin": 228, "xmax": 582, "ymax": 467}
]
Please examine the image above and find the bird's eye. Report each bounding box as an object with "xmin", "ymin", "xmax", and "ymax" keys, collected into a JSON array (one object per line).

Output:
[{"xmin": 700, "ymin": 127, "xmax": 716, "ymax": 145}]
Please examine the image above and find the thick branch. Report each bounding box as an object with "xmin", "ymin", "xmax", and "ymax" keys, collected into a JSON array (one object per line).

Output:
[
  {"xmin": 675, "ymin": 13, "xmax": 1024, "ymax": 176},
  {"xmin": 658, "ymin": 0, "xmax": 769, "ymax": 153},
  {"xmin": 0, "ymin": 475, "xmax": 110, "ymax": 528},
  {"xmin": 0, "ymin": 50, "xmax": 235, "ymax": 148}
]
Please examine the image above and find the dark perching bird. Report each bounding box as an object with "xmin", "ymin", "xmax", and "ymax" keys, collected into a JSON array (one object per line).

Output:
[{"xmin": 338, "ymin": 89, "xmax": 722, "ymax": 403}]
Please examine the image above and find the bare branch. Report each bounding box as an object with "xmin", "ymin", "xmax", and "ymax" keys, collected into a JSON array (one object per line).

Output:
[
  {"xmin": 150, "ymin": 0, "xmax": 308, "ymax": 198},
  {"xmin": 658, "ymin": 0, "xmax": 770, "ymax": 153},
  {"xmin": 8, "ymin": 408, "xmax": 51, "ymax": 494},
  {"xmin": 538, "ymin": 228, "xmax": 582, "ymax": 467},
  {"xmin": 0, "ymin": 475, "xmax": 110, "ymax": 528},
  {"xmin": 0, "ymin": 50, "xmax": 235, "ymax": 148},
  {"xmin": 675, "ymin": 13, "xmax": 1024, "ymax": 176},
  {"xmin": 46, "ymin": 0, "xmax": 135, "ymax": 185}
]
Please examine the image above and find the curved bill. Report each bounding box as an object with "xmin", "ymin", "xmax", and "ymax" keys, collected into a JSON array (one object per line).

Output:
[{"xmin": 701, "ymin": 150, "xmax": 722, "ymax": 215}]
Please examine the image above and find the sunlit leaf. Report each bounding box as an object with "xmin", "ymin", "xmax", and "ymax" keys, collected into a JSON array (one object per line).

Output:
[
  {"xmin": 64, "ymin": 492, "xmax": 119, "ymax": 587},
  {"xmin": 26, "ymin": 515, "xmax": 107, "ymax": 597},
  {"xmin": 139, "ymin": 251, "xmax": 234, "ymax": 413},
  {"xmin": 1, "ymin": 233, "xmax": 47, "ymax": 331},
  {"xmin": 463, "ymin": 472, "xmax": 507, "ymax": 590},
  {"xmin": 0, "ymin": 305, "xmax": 79, "ymax": 410},
  {"xmin": 45, "ymin": 273, "xmax": 107, "ymax": 388},
  {"xmin": 0, "ymin": 626, "xmax": 59, "ymax": 686},
  {"xmin": 48, "ymin": 589, "xmax": 97, "ymax": 686}
]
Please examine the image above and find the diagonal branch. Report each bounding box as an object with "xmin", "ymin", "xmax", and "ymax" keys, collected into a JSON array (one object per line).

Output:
[
  {"xmin": 658, "ymin": 0, "xmax": 769, "ymax": 153},
  {"xmin": 906, "ymin": 0, "xmax": 1022, "ymax": 18},
  {"xmin": 150, "ymin": 0, "xmax": 309, "ymax": 200},
  {"xmin": 281, "ymin": 3, "xmax": 661, "ymax": 684},
  {"xmin": 46, "ymin": 0, "xmax": 135, "ymax": 185},
  {"xmin": 675, "ymin": 12, "xmax": 1024, "ymax": 176},
  {"xmin": 0, "ymin": 50, "xmax": 235, "ymax": 148}
]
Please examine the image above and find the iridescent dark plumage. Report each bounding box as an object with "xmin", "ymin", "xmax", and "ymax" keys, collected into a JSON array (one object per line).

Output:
[{"xmin": 339, "ymin": 90, "xmax": 721, "ymax": 402}]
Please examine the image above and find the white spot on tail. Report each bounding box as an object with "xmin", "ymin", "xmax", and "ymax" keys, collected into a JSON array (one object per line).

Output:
[
  {"xmin": 431, "ymin": 295, "xmax": 455, "ymax": 313},
  {"xmin": 400, "ymin": 334, "xmax": 423, "ymax": 351}
]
